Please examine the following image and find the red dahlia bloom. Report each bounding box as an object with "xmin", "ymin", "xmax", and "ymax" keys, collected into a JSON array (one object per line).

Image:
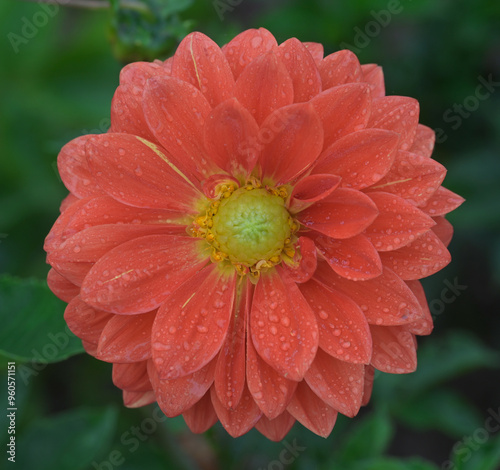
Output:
[{"xmin": 45, "ymin": 28, "xmax": 464, "ymax": 440}]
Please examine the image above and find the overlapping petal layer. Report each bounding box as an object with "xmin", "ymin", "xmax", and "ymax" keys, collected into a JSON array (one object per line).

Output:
[{"xmin": 46, "ymin": 28, "xmax": 462, "ymax": 440}]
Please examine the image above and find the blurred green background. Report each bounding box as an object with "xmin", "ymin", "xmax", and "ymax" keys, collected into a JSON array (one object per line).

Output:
[{"xmin": 1, "ymin": 0, "xmax": 499, "ymax": 469}]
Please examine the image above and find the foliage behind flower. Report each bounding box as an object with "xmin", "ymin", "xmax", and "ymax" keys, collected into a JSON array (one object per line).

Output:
[{"xmin": 45, "ymin": 28, "xmax": 464, "ymax": 440}]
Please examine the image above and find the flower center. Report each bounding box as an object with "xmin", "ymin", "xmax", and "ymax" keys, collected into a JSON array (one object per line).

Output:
[
  {"xmin": 213, "ymin": 187, "xmax": 290, "ymax": 266},
  {"xmin": 191, "ymin": 181, "xmax": 299, "ymax": 279}
]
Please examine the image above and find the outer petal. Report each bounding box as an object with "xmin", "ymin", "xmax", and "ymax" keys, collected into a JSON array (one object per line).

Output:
[
  {"xmin": 361, "ymin": 365, "xmax": 376, "ymax": 406},
  {"xmin": 251, "ymin": 269, "xmax": 318, "ymax": 381},
  {"xmin": 64, "ymin": 296, "xmax": 113, "ymax": 345},
  {"xmin": 235, "ymin": 52, "xmax": 294, "ymax": 125},
  {"xmin": 143, "ymin": 76, "xmax": 217, "ymax": 183},
  {"xmin": 247, "ymin": 326, "xmax": 297, "ymax": 419},
  {"xmin": 211, "ymin": 385, "xmax": 262, "ymax": 438},
  {"xmin": 57, "ymin": 135, "xmax": 104, "ymax": 199},
  {"xmin": 276, "ymin": 38, "xmax": 322, "ymax": 102},
  {"xmin": 81, "ymin": 235, "xmax": 209, "ymax": 314},
  {"xmin": 182, "ymin": 390, "xmax": 218, "ymax": 433},
  {"xmin": 214, "ymin": 279, "xmax": 249, "ymax": 410},
  {"xmin": 299, "ymin": 279, "xmax": 372, "ymax": 364},
  {"xmin": 405, "ymin": 280, "xmax": 433, "ymax": 335},
  {"xmin": 119, "ymin": 61, "xmax": 166, "ymax": 87},
  {"xmin": 409, "ymin": 124, "xmax": 435, "ymax": 158},
  {"xmin": 298, "ymin": 188, "xmax": 379, "ymax": 239},
  {"xmin": 311, "ymin": 83, "xmax": 371, "ymax": 149},
  {"xmin": 289, "ymin": 174, "xmax": 341, "ymax": 213},
  {"xmin": 312, "ymin": 129, "xmax": 399, "ymax": 190},
  {"xmin": 123, "ymin": 390, "xmax": 156, "ymax": 408},
  {"xmin": 318, "ymin": 50, "xmax": 362, "ymax": 89},
  {"xmin": 148, "ymin": 358, "xmax": 216, "ymax": 417},
  {"xmin": 368, "ymin": 96, "xmax": 419, "ymax": 151},
  {"xmin": 48, "ymin": 224, "xmax": 180, "ymax": 286},
  {"xmin": 255, "ymin": 412, "xmax": 296, "ymax": 442},
  {"xmin": 87, "ymin": 133, "xmax": 201, "ymax": 211},
  {"xmin": 432, "ymin": 216, "xmax": 454, "ymax": 247},
  {"xmin": 152, "ymin": 265, "xmax": 236, "ymax": 379},
  {"xmin": 222, "ymin": 28, "xmax": 278, "ymax": 79},
  {"xmin": 47, "ymin": 268, "xmax": 79, "ymax": 302},
  {"xmin": 365, "ymin": 192, "xmax": 436, "ymax": 251},
  {"xmin": 172, "ymin": 32, "xmax": 235, "ymax": 107},
  {"xmin": 418, "ymin": 186, "xmax": 465, "ymax": 216},
  {"xmin": 370, "ymin": 325, "xmax": 417, "ymax": 373},
  {"xmin": 370, "ymin": 150, "xmax": 447, "ymax": 206},
  {"xmin": 203, "ymin": 98, "xmax": 259, "ymax": 178},
  {"xmin": 379, "ymin": 230, "xmax": 451, "ymax": 280},
  {"xmin": 303, "ymin": 42, "xmax": 324, "ymax": 64},
  {"xmin": 287, "ymin": 381, "xmax": 338, "ymax": 438},
  {"xmin": 112, "ymin": 361, "xmax": 151, "ymax": 392},
  {"xmin": 361, "ymin": 64, "xmax": 385, "ymax": 99},
  {"xmin": 314, "ymin": 262, "xmax": 424, "ymax": 326},
  {"xmin": 259, "ymin": 103, "xmax": 323, "ymax": 183},
  {"xmin": 314, "ymin": 234, "xmax": 382, "ymax": 281},
  {"xmin": 97, "ymin": 311, "xmax": 156, "ymax": 363},
  {"xmin": 305, "ymin": 349, "xmax": 364, "ymax": 417}
]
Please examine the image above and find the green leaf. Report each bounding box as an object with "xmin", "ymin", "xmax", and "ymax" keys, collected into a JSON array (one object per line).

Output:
[
  {"xmin": 452, "ymin": 430, "xmax": 500, "ymax": 470},
  {"xmin": 338, "ymin": 408, "xmax": 394, "ymax": 463},
  {"xmin": 15, "ymin": 406, "xmax": 118, "ymax": 470},
  {"xmin": 0, "ymin": 275, "xmax": 84, "ymax": 362},
  {"xmin": 394, "ymin": 389, "xmax": 483, "ymax": 438}
]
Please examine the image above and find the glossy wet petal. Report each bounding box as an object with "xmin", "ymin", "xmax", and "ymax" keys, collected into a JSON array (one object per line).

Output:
[
  {"xmin": 370, "ymin": 325, "xmax": 417, "ymax": 373},
  {"xmin": 182, "ymin": 391, "xmax": 218, "ymax": 433},
  {"xmin": 112, "ymin": 361, "xmax": 151, "ymax": 392},
  {"xmin": 318, "ymin": 50, "xmax": 362, "ymax": 89},
  {"xmin": 255, "ymin": 412, "xmax": 296, "ymax": 441},
  {"xmin": 361, "ymin": 64, "xmax": 385, "ymax": 99}
]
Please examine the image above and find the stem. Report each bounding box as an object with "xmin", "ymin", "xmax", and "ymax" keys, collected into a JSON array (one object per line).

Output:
[{"xmin": 20, "ymin": 0, "xmax": 150, "ymax": 14}]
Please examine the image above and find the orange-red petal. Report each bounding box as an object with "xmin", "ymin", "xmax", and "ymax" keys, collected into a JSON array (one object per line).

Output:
[
  {"xmin": 289, "ymin": 174, "xmax": 341, "ymax": 213},
  {"xmin": 379, "ymin": 230, "xmax": 451, "ymax": 280},
  {"xmin": 283, "ymin": 236, "xmax": 318, "ymax": 284},
  {"xmin": 182, "ymin": 390, "xmax": 218, "ymax": 433},
  {"xmin": 259, "ymin": 102, "xmax": 323, "ymax": 183},
  {"xmin": 112, "ymin": 361, "xmax": 151, "ymax": 392},
  {"xmin": 311, "ymin": 83, "xmax": 371, "ymax": 149},
  {"xmin": 152, "ymin": 265, "xmax": 236, "ymax": 379},
  {"xmin": 314, "ymin": 234, "xmax": 382, "ymax": 280},
  {"xmin": 298, "ymin": 188, "xmax": 378, "ymax": 239},
  {"xmin": 172, "ymin": 32, "xmax": 235, "ymax": 107},
  {"xmin": 97, "ymin": 311, "xmax": 156, "ymax": 363},
  {"xmin": 148, "ymin": 358, "xmax": 216, "ymax": 417},
  {"xmin": 313, "ymin": 129, "xmax": 399, "ymax": 190},
  {"xmin": 87, "ymin": 133, "xmax": 201, "ymax": 212},
  {"xmin": 203, "ymin": 98, "xmax": 259, "ymax": 178},
  {"xmin": 305, "ymin": 349, "xmax": 364, "ymax": 417},
  {"xmin": 246, "ymin": 325, "xmax": 297, "ymax": 419},
  {"xmin": 365, "ymin": 192, "xmax": 436, "ymax": 251},
  {"xmin": 211, "ymin": 385, "xmax": 262, "ymax": 438},
  {"xmin": 318, "ymin": 50, "xmax": 362, "ymax": 89},
  {"xmin": 299, "ymin": 278, "xmax": 372, "ymax": 364},
  {"xmin": 251, "ymin": 269, "xmax": 318, "ymax": 381},
  {"xmin": 81, "ymin": 235, "xmax": 208, "ymax": 314},
  {"xmin": 418, "ymin": 186, "xmax": 465, "ymax": 217},
  {"xmin": 315, "ymin": 262, "xmax": 424, "ymax": 326},
  {"xmin": 57, "ymin": 135, "xmax": 104, "ymax": 199},
  {"xmin": 405, "ymin": 280, "xmax": 434, "ymax": 335},
  {"xmin": 143, "ymin": 76, "xmax": 217, "ymax": 183},
  {"xmin": 47, "ymin": 268, "xmax": 79, "ymax": 303},
  {"xmin": 255, "ymin": 412, "xmax": 296, "ymax": 442},
  {"xmin": 409, "ymin": 124, "xmax": 435, "ymax": 158},
  {"xmin": 370, "ymin": 325, "xmax": 417, "ymax": 373},
  {"xmin": 368, "ymin": 96, "xmax": 420, "ymax": 151},
  {"xmin": 287, "ymin": 381, "xmax": 338, "ymax": 438},
  {"xmin": 235, "ymin": 51, "xmax": 294, "ymax": 125},
  {"xmin": 276, "ymin": 38, "xmax": 322, "ymax": 102},
  {"xmin": 361, "ymin": 64, "xmax": 385, "ymax": 99}
]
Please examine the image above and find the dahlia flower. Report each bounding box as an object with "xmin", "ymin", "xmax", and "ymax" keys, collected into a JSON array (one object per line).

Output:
[{"xmin": 45, "ymin": 28, "xmax": 464, "ymax": 440}]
